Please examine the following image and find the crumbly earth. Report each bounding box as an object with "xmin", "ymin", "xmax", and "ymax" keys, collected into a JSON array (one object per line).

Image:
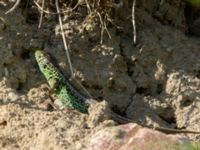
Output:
[{"xmin": 0, "ymin": 0, "xmax": 199, "ymax": 149}]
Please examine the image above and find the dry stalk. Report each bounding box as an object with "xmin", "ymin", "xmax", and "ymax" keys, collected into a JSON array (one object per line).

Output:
[
  {"xmin": 97, "ymin": 12, "xmax": 111, "ymax": 44},
  {"xmin": 132, "ymin": 0, "xmax": 137, "ymax": 45},
  {"xmin": 38, "ymin": 0, "xmax": 45, "ymax": 28},
  {"xmin": 85, "ymin": 0, "xmax": 92, "ymax": 13},
  {"xmin": 5, "ymin": 0, "xmax": 21, "ymax": 14},
  {"xmin": 55, "ymin": 0, "xmax": 74, "ymax": 76}
]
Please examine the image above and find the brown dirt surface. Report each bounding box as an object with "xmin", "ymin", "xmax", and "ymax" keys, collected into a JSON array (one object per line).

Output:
[{"xmin": 0, "ymin": 0, "xmax": 199, "ymax": 149}]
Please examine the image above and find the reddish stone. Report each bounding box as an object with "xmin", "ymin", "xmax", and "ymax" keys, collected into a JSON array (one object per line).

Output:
[{"xmin": 88, "ymin": 123, "xmax": 190, "ymax": 150}]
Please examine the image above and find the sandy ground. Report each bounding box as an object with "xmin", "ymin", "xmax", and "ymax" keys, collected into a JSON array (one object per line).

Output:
[{"xmin": 0, "ymin": 0, "xmax": 199, "ymax": 149}]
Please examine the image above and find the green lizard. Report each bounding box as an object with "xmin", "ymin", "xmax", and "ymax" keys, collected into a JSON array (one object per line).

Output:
[
  {"xmin": 35, "ymin": 50, "xmax": 89, "ymax": 113},
  {"xmin": 34, "ymin": 50, "xmax": 200, "ymax": 134}
]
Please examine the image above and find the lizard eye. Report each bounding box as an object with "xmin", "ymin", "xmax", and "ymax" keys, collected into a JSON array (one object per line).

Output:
[{"xmin": 43, "ymin": 57, "xmax": 49, "ymax": 64}]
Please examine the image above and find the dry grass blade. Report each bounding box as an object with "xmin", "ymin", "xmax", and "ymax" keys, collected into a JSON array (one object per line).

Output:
[
  {"xmin": 97, "ymin": 12, "xmax": 111, "ymax": 44},
  {"xmin": 38, "ymin": 0, "xmax": 45, "ymax": 28},
  {"xmin": 85, "ymin": 0, "xmax": 91, "ymax": 13},
  {"xmin": 97, "ymin": 12, "xmax": 104, "ymax": 44},
  {"xmin": 132, "ymin": 0, "xmax": 137, "ymax": 45},
  {"xmin": 55, "ymin": 0, "xmax": 74, "ymax": 76},
  {"xmin": 5, "ymin": 0, "xmax": 21, "ymax": 14}
]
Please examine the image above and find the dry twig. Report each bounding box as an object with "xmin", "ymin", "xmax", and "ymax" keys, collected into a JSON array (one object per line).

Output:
[
  {"xmin": 38, "ymin": 0, "xmax": 45, "ymax": 28},
  {"xmin": 132, "ymin": 0, "xmax": 137, "ymax": 45},
  {"xmin": 5, "ymin": 0, "xmax": 21, "ymax": 14},
  {"xmin": 85, "ymin": 0, "xmax": 91, "ymax": 13},
  {"xmin": 97, "ymin": 12, "xmax": 111, "ymax": 44},
  {"xmin": 55, "ymin": 0, "xmax": 74, "ymax": 75}
]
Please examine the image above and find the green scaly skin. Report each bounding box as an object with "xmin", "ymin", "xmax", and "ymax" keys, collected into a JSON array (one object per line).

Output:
[{"xmin": 34, "ymin": 50, "xmax": 89, "ymax": 113}]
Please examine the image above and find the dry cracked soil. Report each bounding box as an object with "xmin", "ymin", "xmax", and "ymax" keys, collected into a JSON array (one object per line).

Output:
[{"xmin": 0, "ymin": 0, "xmax": 200, "ymax": 149}]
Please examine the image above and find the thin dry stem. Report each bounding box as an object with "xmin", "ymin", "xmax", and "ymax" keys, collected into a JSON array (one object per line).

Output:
[
  {"xmin": 38, "ymin": 0, "xmax": 45, "ymax": 28},
  {"xmin": 55, "ymin": 0, "xmax": 74, "ymax": 76},
  {"xmin": 85, "ymin": 0, "xmax": 91, "ymax": 13},
  {"xmin": 104, "ymin": 17, "xmax": 111, "ymax": 39},
  {"xmin": 132, "ymin": 0, "xmax": 137, "ymax": 45},
  {"xmin": 97, "ymin": 12, "xmax": 111, "ymax": 44},
  {"xmin": 5, "ymin": 0, "xmax": 21, "ymax": 14},
  {"xmin": 97, "ymin": 12, "xmax": 104, "ymax": 44}
]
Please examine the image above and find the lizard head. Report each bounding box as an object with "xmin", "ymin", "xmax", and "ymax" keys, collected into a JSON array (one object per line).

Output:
[
  {"xmin": 35, "ymin": 50, "xmax": 49, "ymax": 64},
  {"xmin": 34, "ymin": 50, "xmax": 52, "ymax": 72},
  {"xmin": 34, "ymin": 50, "xmax": 60, "ymax": 90}
]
